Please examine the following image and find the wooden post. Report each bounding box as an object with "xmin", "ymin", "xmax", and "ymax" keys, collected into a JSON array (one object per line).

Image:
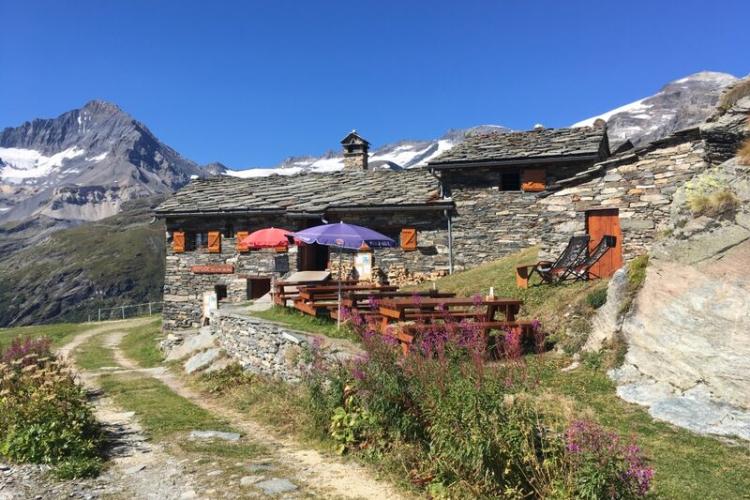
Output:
[
  {"xmin": 98, "ymin": 309, "xmax": 101, "ymax": 322},
  {"xmin": 148, "ymin": 302, "xmax": 152, "ymax": 316},
  {"xmin": 121, "ymin": 305, "xmax": 125, "ymax": 320}
]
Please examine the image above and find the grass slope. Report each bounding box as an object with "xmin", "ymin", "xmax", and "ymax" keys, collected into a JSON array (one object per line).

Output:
[
  {"xmin": 252, "ymin": 306, "xmax": 358, "ymax": 341},
  {"xmin": 0, "ymin": 197, "xmax": 166, "ymax": 327}
]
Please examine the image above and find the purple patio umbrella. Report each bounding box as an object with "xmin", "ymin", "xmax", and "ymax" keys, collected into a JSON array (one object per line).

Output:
[
  {"xmin": 292, "ymin": 222, "xmax": 396, "ymax": 328},
  {"xmin": 292, "ymin": 221, "xmax": 396, "ymax": 249}
]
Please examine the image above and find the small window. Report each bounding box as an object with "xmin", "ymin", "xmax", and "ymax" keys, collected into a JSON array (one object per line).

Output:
[
  {"xmin": 215, "ymin": 284, "xmax": 228, "ymax": 301},
  {"xmin": 186, "ymin": 232, "xmax": 209, "ymax": 251},
  {"xmin": 500, "ymin": 171, "xmax": 521, "ymax": 191}
]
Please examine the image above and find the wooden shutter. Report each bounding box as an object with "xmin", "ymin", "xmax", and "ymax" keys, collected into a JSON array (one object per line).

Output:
[
  {"xmin": 208, "ymin": 231, "xmax": 222, "ymax": 253},
  {"xmin": 400, "ymin": 228, "xmax": 417, "ymax": 251},
  {"xmin": 172, "ymin": 231, "xmax": 185, "ymax": 253},
  {"xmin": 235, "ymin": 231, "xmax": 249, "ymax": 253},
  {"xmin": 521, "ymin": 168, "xmax": 546, "ymax": 192}
]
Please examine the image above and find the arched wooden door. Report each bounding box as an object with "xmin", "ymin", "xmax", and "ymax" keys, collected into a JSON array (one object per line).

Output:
[{"xmin": 585, "ymin": 209, "xmax": 623, "ymax": 278}]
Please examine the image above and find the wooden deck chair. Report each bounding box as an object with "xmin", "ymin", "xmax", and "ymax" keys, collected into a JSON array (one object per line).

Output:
[
  {"xmin": 516, "ymin": 235, "xmax": 590, "ymax": 287},
  {"xmin": 566, "ymin": 235, "xmax": 616, "ymax": 282}
]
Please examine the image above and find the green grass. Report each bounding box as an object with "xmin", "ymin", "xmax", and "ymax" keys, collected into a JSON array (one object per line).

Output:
[
  {"xmin": 98, "ymin": 373, "xmax": 234, "ymax": 440},
  {"xmin": 534, "ymin": 358, "xmax": 750, "ymax": 499},
  {"xmin": 176, "ymin": 439, "xmax": 267, "ymax": 459},
  {"xmin": 0, "ymin": 322, "xmax": 91, "ymax": 351},
  {"xmin": 75, "ymin": 333, "xmax": 118, "ymax": 370},
  {"xmin": 121, "ymin": 318, "xmax": 164, "ymax": 368},
  {"xmin": 252, "ymin": 306, "xmax": 358, "ymax": 341}
]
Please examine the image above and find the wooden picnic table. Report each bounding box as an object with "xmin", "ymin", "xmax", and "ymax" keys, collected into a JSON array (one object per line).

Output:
[
  {"xmin": 340, "ymin": 290, "xmax": 456, "ymax": 308},
  {"xmin": 378, "ymin": 296, "xmax": 523, "ymax": 331},
  {"xmin": 294, "ymin": 284, "xmax": 399, "ymax": 317},
  {"xmin": 273, "ymin": 279, "xmax": 358, "ymax": 306},
  {"xmin": 297, "ymin": 284, "xmax": 398, "ymax": 301}
]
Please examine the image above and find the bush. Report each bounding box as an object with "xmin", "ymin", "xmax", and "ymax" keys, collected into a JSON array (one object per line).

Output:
[
  {"xmin": 586, "ymin": 288, "xmax": 608, "ymax": 309},
  {"xmin": 0, "ymin": 337, "xmax": 102, "ymax": 477},
  {"xmin": 304, "ymin": 314, "xmax": 653, "ymax": 498}
]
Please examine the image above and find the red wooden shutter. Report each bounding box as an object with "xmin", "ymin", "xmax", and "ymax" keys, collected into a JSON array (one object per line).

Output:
[
  {"xmin": 208, "ymin": 231, "xmax": 222, "ymax": 253},
  {"xmin": 400, "ymin": 228, "xmax": 417, "ymax": 251},
  {"xmin": 235, "ymin": 231, "xmax": 249, "ymax": 252},
  {"xmin": 172, "ymin": 231, "xmax": 185, "ymax": 253},
  {"xmin": 521, "ymin": 168, "xmax": 546, "ymax": 192}
]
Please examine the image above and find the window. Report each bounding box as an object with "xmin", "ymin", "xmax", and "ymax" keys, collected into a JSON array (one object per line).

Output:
[
  {"xmin": 186, "ymin": 231, "xmax": 209, "ymax": 251},
  {"xmin": 521, "ymin": 168, "xmax": 546, "ymax": 192},
  {"xmin": 499, "ymin": 171, "xmax": 521, "ymax": 191},
  {"xmin": 214, "ymin": 284, "xmax": 228, "ymax": 301}
]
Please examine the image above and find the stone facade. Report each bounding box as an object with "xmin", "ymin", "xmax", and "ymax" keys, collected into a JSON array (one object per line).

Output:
[
  {"xmin": 163, "ymin": 232, "xmax": 288, "ymax": 330},
  {"xmin": 440, "ymin": 163, "xmax": 596, "ymax": 268},
  {"xmin": 536, "ymin": 131, "xmax": 708, "ymax": 261}
]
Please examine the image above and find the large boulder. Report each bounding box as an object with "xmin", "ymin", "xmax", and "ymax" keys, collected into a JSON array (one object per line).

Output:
[{"xmin": 610, "ymin": 239, "xmax": 750, "ymax": 439}]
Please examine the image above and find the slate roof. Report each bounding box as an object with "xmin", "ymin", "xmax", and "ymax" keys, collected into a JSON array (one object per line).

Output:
[
  {"xmin": 155, "ymin": 168, "xmax": 448, "ymax": 216},
  {"xmin": 428, "ymin": 126, "xmax": 609, "ymax": 167}
]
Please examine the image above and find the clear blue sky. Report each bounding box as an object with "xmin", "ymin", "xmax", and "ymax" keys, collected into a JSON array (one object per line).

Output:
[{"xmin": 1, "ymin": 0, "xmax": 748, "ymax": 168}]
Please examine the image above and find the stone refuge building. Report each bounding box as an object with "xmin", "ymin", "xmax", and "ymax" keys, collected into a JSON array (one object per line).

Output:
[{"xmin": 156, "ymin": 118, "xmax": 740, "ymax": 330}]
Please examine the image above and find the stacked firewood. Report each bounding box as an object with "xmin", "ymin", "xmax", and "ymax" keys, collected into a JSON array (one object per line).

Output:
[{"xmin": 386, "ymin": 265, "xmax": 448, "ymax": 287}]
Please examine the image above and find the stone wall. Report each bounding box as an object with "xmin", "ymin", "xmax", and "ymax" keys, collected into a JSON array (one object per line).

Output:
[
  {"xmin": 208, "ymin": 306, "xmax": 353, "ymax": 382},
  {"xmin": 536, "ymin": 133, "xmax": 709, "ymax": 261},
  {"xmin": 163, "ymin": 233, "xmax": 287, "ymax": 330},
  {"xmin": 441, "ymin": 163, "xmax": 593, "ymax": 269}
]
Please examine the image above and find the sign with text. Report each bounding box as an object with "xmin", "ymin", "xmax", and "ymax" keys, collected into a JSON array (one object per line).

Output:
[{"xmin": 191, "ymin": 264, "xmax": 235, "ymax": 274}]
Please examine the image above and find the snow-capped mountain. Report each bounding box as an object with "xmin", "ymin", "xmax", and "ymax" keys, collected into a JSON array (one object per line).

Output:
[
  {"xmin": 573, "ymin": 71, "xmax": 738, "ymax": 147},
  {"xmin": 225, "ymin": 125, "xmax": 511, "ymax": 178},
  {"xmin": 0, "ymin": 100, "xmax": 203, "ymax": 223}
]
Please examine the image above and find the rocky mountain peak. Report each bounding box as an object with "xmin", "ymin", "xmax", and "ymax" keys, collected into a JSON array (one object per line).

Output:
[{"xmin": 573, "ymin": 71, "xmax": 738, "ymax": 147}]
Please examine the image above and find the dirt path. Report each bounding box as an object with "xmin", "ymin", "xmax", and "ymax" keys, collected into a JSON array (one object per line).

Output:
[
  {"xmin": 102, "ymin": 326, "xmax": 404, "ymax": 499},
  {"xmin": 3, "ymin": 319, "xmax": 403, "ymax": 499}
]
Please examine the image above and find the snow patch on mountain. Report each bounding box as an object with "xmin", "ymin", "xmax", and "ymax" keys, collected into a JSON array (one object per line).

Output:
[
  {"xmin": 0, "ymin": 146, "xmax": 85, "ymax": 182},
  {"xmin": 571, "ymin": 71, "xmax": 737, "ymax": 147}
]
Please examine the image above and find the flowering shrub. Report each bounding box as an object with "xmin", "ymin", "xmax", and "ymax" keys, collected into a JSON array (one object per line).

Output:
[
  {"xmin": 565, "ymin": 420, "xmax": 653, "ymax": 499},
  {"xmin": 304, "ymin": 305, "xmax": 653, "ymax": 498},
  {"xmin": 0, "ymin": 336, "xmax": 102, "ymax": 478}
]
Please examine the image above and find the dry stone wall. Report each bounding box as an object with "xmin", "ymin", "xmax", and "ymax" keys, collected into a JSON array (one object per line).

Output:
[{"xmin": 208, "ymin": 306, "xmax": 354, "ymax": 382}]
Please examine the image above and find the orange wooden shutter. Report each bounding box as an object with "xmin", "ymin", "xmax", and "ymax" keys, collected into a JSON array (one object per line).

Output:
[
  {"xmin": 235, "ymin": 231, "xmax": 249, "ymax": 252},
  {"xmin": 172, "ymin": 231, "xmax": 185, "ymax": 253},
  {"xmin": 521, "ymin": 168, "xmax": 546, "ymax": 192},
  {"xmin": 400, "ymin": 228, "xmax": 417, "ymax": 251},
  {"xmin": 208, "ymin": 231, "xmax": 222, "ymax": 253}
]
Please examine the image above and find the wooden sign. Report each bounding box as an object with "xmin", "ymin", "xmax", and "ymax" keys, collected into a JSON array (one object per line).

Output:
[{"xmin": 191, "ymin": 264, "xmax": 235, "ymax": 274}]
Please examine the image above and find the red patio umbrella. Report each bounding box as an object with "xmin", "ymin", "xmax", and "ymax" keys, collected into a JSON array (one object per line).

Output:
[{"xmin": 240, "ymin": 227, "xmax": 292, "ymax": 249}]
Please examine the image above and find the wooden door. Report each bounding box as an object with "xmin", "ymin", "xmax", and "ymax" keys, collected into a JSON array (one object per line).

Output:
[{"xmin": 585, "ymin": 209, "xmax": 623, "ymax": 278}]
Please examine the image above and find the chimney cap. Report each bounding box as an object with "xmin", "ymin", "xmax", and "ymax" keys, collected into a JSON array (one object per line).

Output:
[{"xmin": 341, "ymin": 130, "xmax": 370, "ymax": 147}]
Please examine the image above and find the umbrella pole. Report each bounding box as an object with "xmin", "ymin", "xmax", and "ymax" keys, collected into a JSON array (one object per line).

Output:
[{"xmin": 337, "ymin": 247, "xmax": 342, "ymax": 330}]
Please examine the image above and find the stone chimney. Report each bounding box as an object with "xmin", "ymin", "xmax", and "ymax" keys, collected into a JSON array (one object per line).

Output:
[{"xmin": 341, "ymin": 130, "xmax": 370, "ymax": 170}]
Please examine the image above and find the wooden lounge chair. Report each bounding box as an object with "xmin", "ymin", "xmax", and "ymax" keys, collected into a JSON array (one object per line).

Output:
[
  {"xmin": 515, "ymin": 235, "xmax": 590, "ymax": 288},
  {"xmin": 566, "ymin": 235, "xmax": 616, "ymax": 282}
]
